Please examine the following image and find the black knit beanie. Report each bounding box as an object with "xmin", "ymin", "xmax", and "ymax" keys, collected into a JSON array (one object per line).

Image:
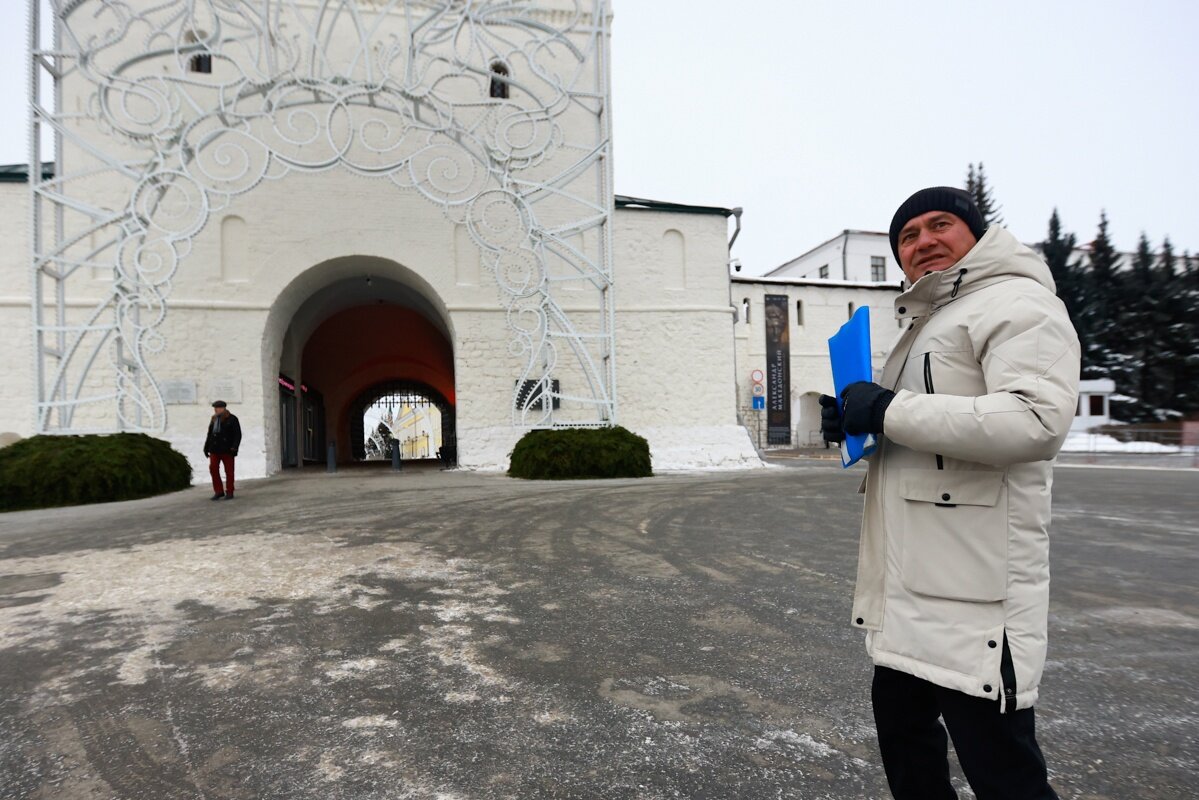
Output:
[{"xmin": 888, "ymin": 187, "xmax": 986, "ymax": 262}]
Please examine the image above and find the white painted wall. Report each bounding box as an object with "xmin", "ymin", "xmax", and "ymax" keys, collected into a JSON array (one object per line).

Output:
[
  {"xmin": 731, "ymin": 276, "xmax": 902, "ymax": 448},
  {"xmin": 0, "ymin": 2, "xmax": 765, "ymax": 476}
]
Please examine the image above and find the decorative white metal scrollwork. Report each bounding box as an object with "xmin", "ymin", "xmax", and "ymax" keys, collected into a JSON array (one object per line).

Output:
[{"xmin": 29, "ymin": 0, "xmax": 616, "ymax": 433}]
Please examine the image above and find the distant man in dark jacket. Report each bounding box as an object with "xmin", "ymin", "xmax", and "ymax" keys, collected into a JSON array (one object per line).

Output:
[{"xmin": 203, "ymin": 400, "xmax": 242, "ymax": 500}]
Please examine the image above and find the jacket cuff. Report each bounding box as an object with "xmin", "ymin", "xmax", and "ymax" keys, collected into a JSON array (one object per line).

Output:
[{"xmin": 873, "ymin": 390, "xmax": 896, "ymax": 433}]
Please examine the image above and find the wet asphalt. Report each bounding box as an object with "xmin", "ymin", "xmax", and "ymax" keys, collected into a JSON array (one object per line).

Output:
[{"xmin": 0, "ymin": 460, "xmax": 1195, "ymax": 799}]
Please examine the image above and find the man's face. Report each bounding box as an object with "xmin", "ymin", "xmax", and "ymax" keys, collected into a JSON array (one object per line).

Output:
[{"xmin": 896, "ymin": 211, "xmax": 978, "ymax": 284}]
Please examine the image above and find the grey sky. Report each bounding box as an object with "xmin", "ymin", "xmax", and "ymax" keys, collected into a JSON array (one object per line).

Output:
[{"xmin": 3, "ymin": 1, "xmax": 1196, "ymax": 274}]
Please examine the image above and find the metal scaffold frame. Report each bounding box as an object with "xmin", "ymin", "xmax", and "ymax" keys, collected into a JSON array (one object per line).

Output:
[{"xmin": 28, "ymin": 0, "xmax": 617, "ymax": 434}]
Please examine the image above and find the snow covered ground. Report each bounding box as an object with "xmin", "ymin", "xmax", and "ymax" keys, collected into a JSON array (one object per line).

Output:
[{"xmin": 1062, "ymin": 431, "xmax": 1182, "ymax": 453}]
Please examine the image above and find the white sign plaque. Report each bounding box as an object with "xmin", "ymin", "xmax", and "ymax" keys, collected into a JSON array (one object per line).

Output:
[
  {"xmin": 161, "ymin": 379, "xmax": 197, "ymax": 405},
  {"xmin": 207, "ymin": 378, "xmax": 243, "ymax": 404}
]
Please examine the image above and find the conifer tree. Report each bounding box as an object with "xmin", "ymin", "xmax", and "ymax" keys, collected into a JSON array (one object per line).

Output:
[
  {"xmin": 1045, "ymin": 211, "xmax": 1083, "ymax": 326},
  {"xmin": 1042, "ymin": 209, "xmax": 1084, "ymax": 353},
  {"xmin": 1181, "ymin": 251, "xmax": 1199, "ymax": 417},
  {"xmin": 1113, "ymin": 233, "xmax": 1159, "ymax": 422},
  {"xmin": 1155, "ymin": 239, "xmax": 1199, "ymax": 419},
  {"xmin": 965, "ymin": 162, "xmax": 1004, "ymax": 227},
  {"xmin": 1078, "ymin": 211, "xmax": 1124, "ymax": 386}
]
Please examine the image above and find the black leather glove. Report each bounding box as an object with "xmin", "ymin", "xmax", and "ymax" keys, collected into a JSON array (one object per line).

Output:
[
  {"xmin": 230, "ymin": 449, "xmax": 238, "ymax": 457},
  {"xmin": 840, "ymin": 381, "xmax": 895, "ymax": 436},
  {"xmin": 203, "ymin": 450, "xmax": 210, "ymax": 458},
  {"xmin": 819, "ymin": 394, "xmax": 844, "ymax": 444}
]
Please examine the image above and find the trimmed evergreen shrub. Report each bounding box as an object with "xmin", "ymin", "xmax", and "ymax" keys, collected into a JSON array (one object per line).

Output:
[
  {"xmin": 0, "ymin": 433, "xmax": 193, "ymax": 512},
  {"xmin": 508, "ymin": 426, "xmax": 652, "ymax": 480}
]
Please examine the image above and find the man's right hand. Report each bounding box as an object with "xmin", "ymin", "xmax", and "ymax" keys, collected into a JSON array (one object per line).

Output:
[{"xmin": 819, "ymin": 394, "xmax": 844, "ymax": 444}]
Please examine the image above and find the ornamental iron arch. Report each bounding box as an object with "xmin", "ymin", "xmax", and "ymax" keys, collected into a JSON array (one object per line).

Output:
[{"xmin": 28, "ymin": 0, "xmax": 616, "ymax": 434}]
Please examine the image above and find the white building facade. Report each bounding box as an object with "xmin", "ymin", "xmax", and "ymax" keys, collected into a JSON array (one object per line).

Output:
[
  {"xmin": 731, "ymin": 276, "xmax": 902, "ymax": 448},
  {"xmin": 766, "ymin": 230, "xmax": 904, "ymax": 285},
  {"xmin": 0, "ymin": 1, "xmax": 760, "ymax": 477}
]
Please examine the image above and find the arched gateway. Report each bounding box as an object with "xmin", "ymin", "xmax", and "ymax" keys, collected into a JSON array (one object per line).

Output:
[
  {"xmin": 27, "ymin": 0, "xmax": 618, "ymax": 476},
  {"xmin": 269, "ymin": 255, "xmax": 456, "ymax": 470}
]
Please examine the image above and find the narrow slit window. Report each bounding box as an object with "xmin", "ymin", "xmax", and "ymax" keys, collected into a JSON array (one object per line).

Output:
[
  {"xmin": 489, "ymin": 62, "xmax": 510, "ymax": 99},
  {"xmin": 742, "ymin": 298, "xmax": 750, "ymax": 324},
  {"xmin": 848, "ymin": 302, "xmax": 855, "ymax": 319},
  {"xmin": 795, "ymin": 299, "xmax": 804, "ymax": 326}
]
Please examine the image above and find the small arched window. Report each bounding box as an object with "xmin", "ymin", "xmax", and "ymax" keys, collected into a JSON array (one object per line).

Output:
[
  {"xmin": 184, "ymin": 31, "xmax": 212, "ymax": 74},
  {"xmin": 741, "ymin": 298, "xmax": 751, "ymax": 324},
  {"xmin": 489, "ymin": 62, "xmax": 510, "ymax": 99},
  {"xmin": 190, "ymin": 53, "xmax": 212, "ymax": 73}
]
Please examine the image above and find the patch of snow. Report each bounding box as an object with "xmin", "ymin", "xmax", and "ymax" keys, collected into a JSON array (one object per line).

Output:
[
  {"xmin": 1061, "ymin": 432, "xmax": 1180, "ymax": 453},
  {"xmin": 341, "ymin": 715, "xmax": 399, "ymax": 730},
  {"xmin": 639, "ymin": 426, "xmax": 765, "ymax": 471}
]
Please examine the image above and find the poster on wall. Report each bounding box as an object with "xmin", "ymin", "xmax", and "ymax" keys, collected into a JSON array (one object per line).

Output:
[{"xmin": 764, "ymin": 294, "xmax": 791, "ymax": 444}]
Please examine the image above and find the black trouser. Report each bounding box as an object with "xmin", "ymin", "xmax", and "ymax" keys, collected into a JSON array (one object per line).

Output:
[{"xmin": 872, "ymin": 666, "xmax": 1058, "ymax": 800}]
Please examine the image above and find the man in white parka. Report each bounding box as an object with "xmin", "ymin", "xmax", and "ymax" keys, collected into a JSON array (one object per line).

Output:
[{"xmin": 820, "ymin": 187, "xmax": 1080, "ymax": 800}]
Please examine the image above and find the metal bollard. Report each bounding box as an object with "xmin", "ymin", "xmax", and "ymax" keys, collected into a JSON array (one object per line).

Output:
[
  {"xmin": 326, "ymin": 442, "xmax": 337, "ymax": 473},
  {"xmin": 391, "ymin": 444, "xmax": 402, "ymax": 472}
]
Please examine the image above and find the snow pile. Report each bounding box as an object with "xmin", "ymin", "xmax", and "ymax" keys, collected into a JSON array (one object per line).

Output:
[{"xmin": 1061, "ymin": 431, "xmax": 1180, "ymax": 453}]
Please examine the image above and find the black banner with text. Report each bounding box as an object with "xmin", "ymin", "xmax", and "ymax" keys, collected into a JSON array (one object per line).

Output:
[{"xmin": 764, "ymin": 295, "xmax": 791, "ymax": 444}]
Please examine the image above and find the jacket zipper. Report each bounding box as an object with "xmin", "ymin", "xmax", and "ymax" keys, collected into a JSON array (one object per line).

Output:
[
  {"xmin": 923, "ymin": 353, "xmax": 944, "ymax": 471},
  {"xmin": 924, "ymin": 353, "xmax": 957, "ymax": 508},
  {"xmin": 1000, "ymin": 632, "xmax": 1018, "ymax": 713}
]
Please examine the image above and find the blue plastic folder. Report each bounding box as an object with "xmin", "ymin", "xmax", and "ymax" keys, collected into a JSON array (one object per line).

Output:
[{"xmin": 828, "ymin": 306, "xmax": 878, "ymax": 468}]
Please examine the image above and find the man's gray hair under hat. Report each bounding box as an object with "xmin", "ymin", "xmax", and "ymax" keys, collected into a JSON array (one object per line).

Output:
[{"xmin": 888, "ymin": 186, "xmax": 987, "ymax": 262}]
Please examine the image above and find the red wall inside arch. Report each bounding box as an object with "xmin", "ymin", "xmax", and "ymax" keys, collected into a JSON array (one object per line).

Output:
[{"xmin": 301, "ymin": 305, "xmax": 453, "ymax": 460}]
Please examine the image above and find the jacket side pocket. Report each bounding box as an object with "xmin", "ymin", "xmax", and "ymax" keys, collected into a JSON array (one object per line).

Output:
[{"xmin": 899, "ymin": 469, "xmax": 1008, "ymax": 602}]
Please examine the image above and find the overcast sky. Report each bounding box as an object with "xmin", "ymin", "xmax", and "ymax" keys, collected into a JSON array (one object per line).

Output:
[{"xmin": 3, "ymin": 1, "xmax": 1195, "ymax": 274}]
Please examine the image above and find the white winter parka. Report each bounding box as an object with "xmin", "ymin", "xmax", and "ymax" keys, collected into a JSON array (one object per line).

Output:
[{"xmin": 852, "ymin": 226, "xmax": 1081, "ymax": 711}]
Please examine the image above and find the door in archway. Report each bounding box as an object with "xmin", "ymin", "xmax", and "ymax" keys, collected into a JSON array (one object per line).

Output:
[{"xmin": 297, "ymin": 302, "xmax": 454, "ymax": 467}]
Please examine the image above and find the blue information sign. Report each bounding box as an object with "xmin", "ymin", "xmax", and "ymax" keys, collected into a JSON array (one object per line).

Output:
[{"xmin": 752, "ymin": 396, "xmax": 765, "ymax": 410}]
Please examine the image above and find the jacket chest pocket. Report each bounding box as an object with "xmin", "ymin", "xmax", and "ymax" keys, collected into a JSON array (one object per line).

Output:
[
  {"xmin": 904, "ymin": 348, "xmax": 985, "ymax": 397},
  {"xmin": 899, "ymin": 469, "xmax": 1008, "ymax": 602}
]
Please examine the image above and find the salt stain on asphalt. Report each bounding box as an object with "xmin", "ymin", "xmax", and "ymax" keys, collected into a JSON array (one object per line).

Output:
[{"xmin": 0, "ymin": 532, "xmax": 511, "ymax": 691}]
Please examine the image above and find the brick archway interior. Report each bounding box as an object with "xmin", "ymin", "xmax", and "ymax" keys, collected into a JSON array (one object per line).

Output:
[{"xmin": 301, "ymin": 305, "xmax": 454, "ymax": 464}]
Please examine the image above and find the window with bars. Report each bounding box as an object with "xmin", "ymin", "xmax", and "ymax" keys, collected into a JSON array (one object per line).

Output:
[{"xmin": 818, "ymin": 264, "xmax": 829, "ymax": 279}]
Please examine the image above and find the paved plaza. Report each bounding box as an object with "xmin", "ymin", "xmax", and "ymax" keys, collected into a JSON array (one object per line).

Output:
[{"xmin": 0, "ymin": 460, "xmax": 1196, "ymax": 799}]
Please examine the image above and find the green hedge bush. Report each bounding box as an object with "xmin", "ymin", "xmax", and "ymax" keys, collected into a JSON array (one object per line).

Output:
[
  {"xmin": 508, "ymin": 426, "xmax": 652, "ymax": 480},
  {"xmin": 0, "ymin": 433, "xmax": 193, "ymax": 512}
]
